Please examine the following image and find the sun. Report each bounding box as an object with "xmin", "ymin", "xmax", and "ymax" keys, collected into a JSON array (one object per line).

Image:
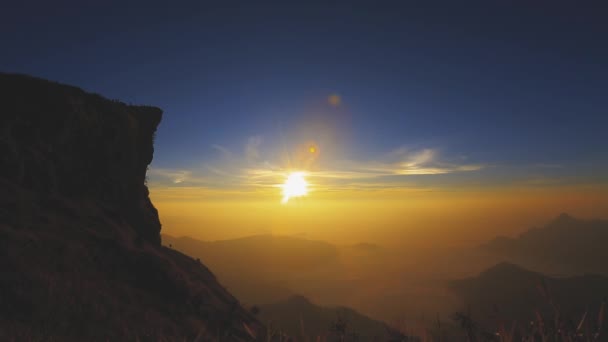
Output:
[{"xmin": 281, "ymin": 172, "xmax": 308, "ymax": 203}]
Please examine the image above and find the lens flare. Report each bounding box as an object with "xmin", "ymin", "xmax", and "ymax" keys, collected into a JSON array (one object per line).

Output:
[
  {"xmin": 281, "ymin": 172, "xmax": 308, "ymax": 203},
  {"xmin": 328, "ymin": 93, "xmax": 341, "ymax": 107}
]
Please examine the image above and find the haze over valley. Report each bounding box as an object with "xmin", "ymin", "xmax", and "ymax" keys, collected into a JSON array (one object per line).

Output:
[{"xmin": 2, "ymin": 2, "xmax": 607, "ymax": 340}]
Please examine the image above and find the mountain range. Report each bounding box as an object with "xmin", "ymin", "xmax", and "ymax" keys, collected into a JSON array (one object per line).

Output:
[
  {"xmin": 259, "ymin": 295, "xmax": 390, "ymax": 341},
  {"xmin": 450, "ymin": 262, "xmax": 608, "ymax": 325},
  {"xmin": 3, "ymin": 77, "xmax": 605, "ymax": 342},
  {"xmin": 480, "ymin": 213, "xmax": 608, "ymax": 275}
]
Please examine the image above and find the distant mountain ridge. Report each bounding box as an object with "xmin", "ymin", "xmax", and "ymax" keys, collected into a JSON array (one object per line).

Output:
[
  {"xmin": 259, "ymin": 295, "xmax": 390, "ymax": 341},
  {"xmin": 163, "ymin": 234, "xmax": 339, "ymax": 273},
  {"xmin": 163, "ymin": 234, "xmax": 341, "ymax": 305},
  {"xmin": 480, "ymin": 213, "xmax": 608, "ymax": 275},
  {"xmin": 164, "ymin": 234, "xmax": 396, "ymax": 339},
  {"xmin": 450, "ymin": 262, "xmax": 608, "ymax": 323}
]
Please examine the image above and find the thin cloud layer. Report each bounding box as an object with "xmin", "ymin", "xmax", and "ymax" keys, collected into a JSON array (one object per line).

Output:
[{"xmin": 148, "ymin": 137, "xmax": 485, "ymax": 194}]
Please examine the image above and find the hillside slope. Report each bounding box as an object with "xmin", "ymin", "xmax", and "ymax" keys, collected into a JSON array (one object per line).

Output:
[
  {"xmin": 259, "ymin": 295, "xmax": 389, "ymax": 341},
  {"xmin": 162, "ymin": 234, "xmax": 339, "ymax": 305},
  {"xmin": 163, "ymin": 234, "xmax": 338, "ymax": 275},
  {"xmin": 480, "ymin": 214, "xmax": 608, "ymax": 275},
  {"xmin": 0, "ymin": 73, "xmax": 263, "ymax": 341},
  {"xmin": 450, "ymin": 262, "xmax": 608, "ymax": 323}
]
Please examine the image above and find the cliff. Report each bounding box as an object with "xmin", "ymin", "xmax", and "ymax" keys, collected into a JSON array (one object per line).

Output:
[
  {"xmin": 0, "ymin": 73, "xmax": 263, "ymax": 341},
  {"xmin": 0, "ymin": 73, "xmax": 162, "ymax": 245}
]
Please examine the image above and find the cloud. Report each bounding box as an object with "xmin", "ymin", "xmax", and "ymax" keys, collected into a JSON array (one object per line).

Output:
[
  {"xmin": 212, "ymin": 144, "xmax": 232, "ymax": 158},
  {"xmin": 328, "ymin": 148, "xmax": 484, "ymax": 177},
  {"xmin": 148, "ymin": 168, "xmax": 194, "ymax": 184},
  {"xmin": 245, "ymin": 136, "xmax": 262, "ymax": 162},
  {"xmin": 516, "ymin": 177, "xmax": 565, "ymax": 186},
  {"xmin": 531, "ymin": 163, "xmax": 563, "ymax": 169},
  {"xmin": 148, "ymin": 142, "xmax": 485, "ymax": 194}
]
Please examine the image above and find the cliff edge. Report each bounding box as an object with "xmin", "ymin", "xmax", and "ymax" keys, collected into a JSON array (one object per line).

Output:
[
  {"xmin": 0, "ymin": 73, "xmax": 162, "ymax": 245},
  {"xmin": 0, "ymin": 73, "xmax": 263, "ymax": 341}
]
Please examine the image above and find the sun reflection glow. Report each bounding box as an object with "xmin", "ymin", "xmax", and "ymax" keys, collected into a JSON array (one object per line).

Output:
[{"xmin": 281, "ymin": 172, "xmax": 308, "ymax": 203}]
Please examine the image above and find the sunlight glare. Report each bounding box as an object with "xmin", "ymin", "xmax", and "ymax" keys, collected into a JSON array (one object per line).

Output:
[{"xmin": 281, "ymin": 172, "xmax": 308, "ymax": 203}]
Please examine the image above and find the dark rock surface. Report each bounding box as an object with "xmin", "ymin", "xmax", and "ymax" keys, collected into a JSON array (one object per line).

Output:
[
  {"xmin": 0, "ymin": 73, "xmax": 263, "ymax": 341},
  {"xmin": 0, "ymin": 73, "xmax": 162, "ymax": 245}
]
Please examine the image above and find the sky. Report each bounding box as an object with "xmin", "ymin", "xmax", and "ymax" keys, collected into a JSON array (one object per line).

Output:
[{"xmin": 2, "ymin": 1, "xmax": 607, "ymax": 243}]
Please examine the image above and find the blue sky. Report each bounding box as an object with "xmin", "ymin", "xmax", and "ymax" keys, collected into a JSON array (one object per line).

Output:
[{"xmin": 2, "ymin": 1, "xmax": 607, "ymax": 192}]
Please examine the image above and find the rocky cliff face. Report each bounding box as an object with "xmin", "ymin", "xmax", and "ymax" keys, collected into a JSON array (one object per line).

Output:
[
  {"xmin": 0, "ymin": 73, "xmax": 162, "ymax": 245},
  {"xmin": 0, "ymin": 73, "xmax": 263, "ymax": 341}
]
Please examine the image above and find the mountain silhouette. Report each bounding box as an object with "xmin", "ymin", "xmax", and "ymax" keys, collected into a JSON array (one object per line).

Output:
[
  {"xmin": 450, "ymin": 262, "xmax": 608, "ymax": 324},
  {"xmin": 349, "ymin": 242, "xmax": 383, "ymax": 253},
  {"xmin": 480, "ymin": 213, "xmax": 608, "ymax": 275},
  {"xmin": 0, "ymin": 73, "xmax": 262, "ymax": 341},
  {"xmin": 259, "ymin": 295, "xmax": 390, "ymax": 341},
  {"xmin": 162, "ymin": 234, "xmax": 339, "ymax": 305},
  {"xmin": 163, "ymin": 234, "xmax": 339, "ymax": 273}
]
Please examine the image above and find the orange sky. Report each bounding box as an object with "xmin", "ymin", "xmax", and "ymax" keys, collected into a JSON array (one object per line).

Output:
[{"xmin": 151, "ymin": 182, "xmax": 608, "ymax": 247}]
